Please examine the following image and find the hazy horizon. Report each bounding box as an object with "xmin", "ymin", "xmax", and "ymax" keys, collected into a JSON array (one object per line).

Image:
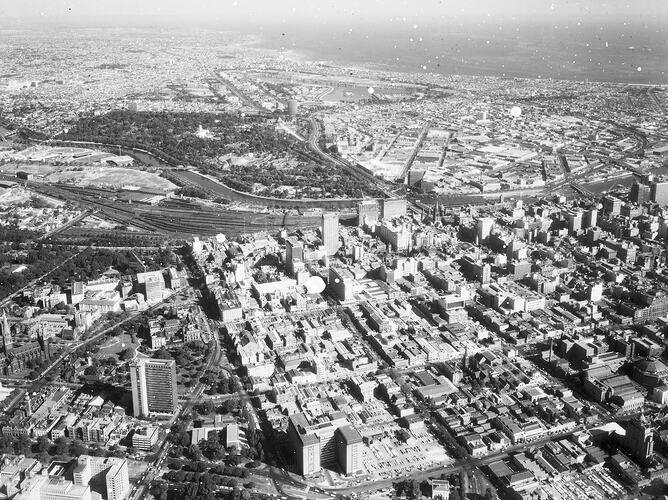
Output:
[
  {"xmin": 1, "ymin": 0, "xmax": 666, "ymax": 85},
  {"xmin": 2, "ymin": 0, "xmax": 668, "ymax": 26}
]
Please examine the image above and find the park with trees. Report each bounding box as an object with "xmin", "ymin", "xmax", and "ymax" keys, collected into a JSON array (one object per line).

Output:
[{"xmin": 59, "ymin": 110, "xmax": 383, "ymax": 200}]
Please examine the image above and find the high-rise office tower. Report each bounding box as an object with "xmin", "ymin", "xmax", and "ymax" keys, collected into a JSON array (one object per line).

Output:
[
  {"xmin": 329, "ymin": 267, "xmax": 355, "ymax": 301},
  {"xmin": 602, "ymin": 196, "xmax": 622, "ymax": 215},
  {"xmin": 288, "ymin": 414, "xmax": 321, "ymax": 476},
  {"xmin": 630, "ymin": 182, "xmax": 651, "ymax": 205},
  {"xmin": 322, "ymin": 213, "xmax": 340, "ymax": 256},
  {"xmin": 136, "ymin": 271, "xmax": 165, "ymax": 302},
  {"xmin": 335, "ymin": 425, "xmax": 363, "ymax": 476},
  {"xmin": 357, "ymin": 200, "xmax": 379, "ymax": 226},
  {"xmin": 285, "ymin": 237, "xmax": 304, "ymax": 276},
  {"xmin": 381, "ymin": 198, "xmax": 407, "ymax": 220},
  {"xmin": 288, "ymin": 412, "xmax": 358, "ymax": 477},
  {"xmin": 651, "ymin": 181, "xmax": 668, "ymax": 206},
  {"xmin": 352, "ymin": 245, "xmax": 364, "ymax": 263},
  {"xmin": 583, "ymin": 208, "xmax": 598, "ymax": 229},
  {"xmin": 130, "ymin": 358, "xmax": 178, "ymax": 417},
  {"xmin": 476, "ymin": 217, "xmax": 494, "ymax": 244},
  {"xmin": 568, "ymin": 210, "xmax": 583, "ymax": 234},
  {"xmin": 625, "ymin": 416, "xmax": 654, "ymax": 464}
]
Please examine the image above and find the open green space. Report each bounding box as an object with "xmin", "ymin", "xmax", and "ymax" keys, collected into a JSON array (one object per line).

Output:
[{"xmin": 59, "ymin": 110, "xmax": 383, "ymax": 199}]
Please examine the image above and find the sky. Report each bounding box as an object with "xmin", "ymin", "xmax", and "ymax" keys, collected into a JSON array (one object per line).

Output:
[{"xmin": 2, "ymin": 0, "xmax": 667, "ymax": 27}]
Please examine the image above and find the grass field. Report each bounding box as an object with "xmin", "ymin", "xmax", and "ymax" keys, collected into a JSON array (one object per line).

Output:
[
  {"xmin": 96, "ymin": 333, "xmax": 140, "ymax": 359},
  {"xmin": 1, "ymin": 163, "xmax": 176, "ymax": 193},
  {"xmin": 49, "ymin": 167, "xmax": 176, "ymax": 192}
]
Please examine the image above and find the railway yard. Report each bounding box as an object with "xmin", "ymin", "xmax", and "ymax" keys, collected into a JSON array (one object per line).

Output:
[{"xmin": 4, "ymin": 178, "xmax": 339, "ymax": 240}]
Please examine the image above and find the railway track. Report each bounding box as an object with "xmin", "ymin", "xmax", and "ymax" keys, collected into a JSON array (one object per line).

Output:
[{"xmin": 37, "ymin": 181, "xmax": 327, "ymax": 236}]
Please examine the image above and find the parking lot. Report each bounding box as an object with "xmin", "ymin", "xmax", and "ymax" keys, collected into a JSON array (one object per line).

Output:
[
  {"xmin": 541, "ymin": 468, "xmax": 626, "ymax": 500},
  {"xmin": 360, "ymin": 423, "xmax": 451, "ymax": 480}
]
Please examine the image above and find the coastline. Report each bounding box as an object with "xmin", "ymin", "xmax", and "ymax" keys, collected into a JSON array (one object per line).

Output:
[{"xmin": 247, "ymin": 28, "xmax": 668, "ymax": 87}]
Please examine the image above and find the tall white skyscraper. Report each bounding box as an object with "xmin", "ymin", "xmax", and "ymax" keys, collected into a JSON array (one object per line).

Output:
[
  {"xmin": 130, "ymin": 358, "xmax": 178, "ymax": 417},
  {"xmin": 476, "ymin": 217, "xmax": 494, "ymax": 243},
  {"xmin": 322, "ymin": 212, "xmax": 340, "ymax": 256}
]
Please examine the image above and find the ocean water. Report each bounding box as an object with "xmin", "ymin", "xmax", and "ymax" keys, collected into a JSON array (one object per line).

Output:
[
  {"xmin": 253, "ymin": 20, "xmax": 668, "ymax": 84},
  {"xmin": 1, "ymin": 16, "xmax": 664, "ymax": 85}
]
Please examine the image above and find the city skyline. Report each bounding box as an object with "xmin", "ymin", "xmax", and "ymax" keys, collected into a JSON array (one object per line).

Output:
[{"xmin": 0, "ymin": 2, "xmax": 668, "ymax": 499}]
